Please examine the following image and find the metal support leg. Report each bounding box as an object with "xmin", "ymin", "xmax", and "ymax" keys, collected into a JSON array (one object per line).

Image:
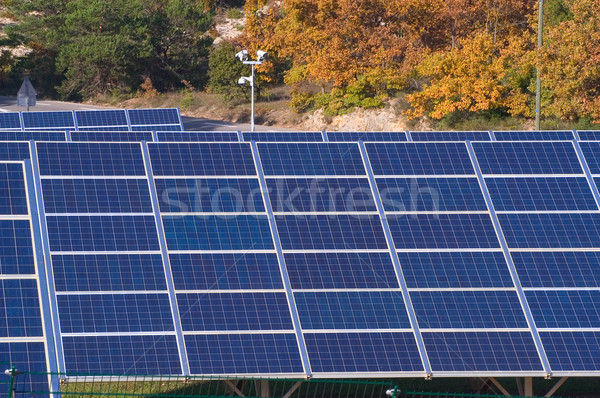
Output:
[
  {"xmin": 488, "ymin": 378, "xmax": 512, "ymax": 397},
  {"xmin": 524, "ymin": 377, "xmax": 533, "ymax": 397},
  {"xmin": 544, "ymin": 377, "xmax": 568, "ymax": 398}
]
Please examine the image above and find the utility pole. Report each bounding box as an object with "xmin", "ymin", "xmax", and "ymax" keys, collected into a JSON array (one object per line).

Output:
[{"xmin": 535, "ymin": 0, "xmax": 544, "ymax": 130}]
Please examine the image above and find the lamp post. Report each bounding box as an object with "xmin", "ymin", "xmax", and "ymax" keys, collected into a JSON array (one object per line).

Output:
[
  {"xmin": 535, "ymin": 0, "xmax": 544, "ymax": 130},
  {"xmin": 236, "ymin": 50, "xmax": 268, "ymax": 132}
]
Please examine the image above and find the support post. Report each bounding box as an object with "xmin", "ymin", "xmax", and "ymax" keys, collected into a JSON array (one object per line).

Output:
[
  {"xmin": 524, "ymin": 377, "xmax": 533, "ymax": 397},
  {"xmin": 250, "ymin": 64, "xmax": 255, "ymax": 132},
  {"xmin": 535, "ymin": 0, "xmax": 544, "ymax": 130},
  {"xmin": 545, "ymin": 377, "xmax": 568, "ymax": 398},
  {"xmin": 488, "ymin": 378, "xmax": 512, "ymax": 397}
]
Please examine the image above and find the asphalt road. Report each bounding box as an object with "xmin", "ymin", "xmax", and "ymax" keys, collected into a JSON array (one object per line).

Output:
[{"xmin": 0, "ymin": 95, "xmax": 291, "ymax": 132}]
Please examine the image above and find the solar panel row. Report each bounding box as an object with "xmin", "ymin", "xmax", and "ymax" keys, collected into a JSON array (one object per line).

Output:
[{"xmin": 2, "ymin": 139, "xmax": 600, "ymax": 379}]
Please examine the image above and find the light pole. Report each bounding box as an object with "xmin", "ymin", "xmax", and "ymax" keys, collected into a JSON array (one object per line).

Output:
[
  {"xmin": 535, "ymin": 0, "xmax": 544, "ymax": 130},
  {"xmin": 236, "ymin": 50, "xmax": 268, "ymax": 132}
]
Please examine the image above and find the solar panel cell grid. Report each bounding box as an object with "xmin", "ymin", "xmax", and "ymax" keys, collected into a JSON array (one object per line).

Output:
[
  {"xmin": 304, "ymin": 332, "xmax": 423, "ymax": 373},
  {"xmin": 57, "ymin": 293, "xmax": 175, "ymax": 333},
  {"xmin": 149, "ymin": 143, "xmax": 256, "ymax": 176},
  {"xmin": 295, "ymin": 291, "xmax": 410, "ymax": 330},
  {"xmin": 46, "ymin": 215, "xmax": 160, "ymax": 252},
  {"xmin": 177, "ymin": 292, "xmax": 293, "ymax": 331},
  {"xmin": 266, "ymin": 178, "xmax": 375, "ymax": 212},
  {"xmin": 327, "ymin": 131, "xmax": 408, "ymax": 142},
  {"xmin": 0, "ymin": 142, "xmax": 31, "ymax": 161},
  {"xmin": 0, "ymin": 220, "xmax": 35, "ymax": 275},
  {"xmin": 157, "ymin": 132, "xmax": 239, "ymax": 142},
  {"xmin": 42, "ymin": 179, "xmax": 153, "ymax": 214},
  {"xmin": 0, "ymin": 279, "xmax": 43, "ymax": 337},
  {"xmin": 473, "ymin": 141, "xmax": 582, "ymax": 175},
  {"xmin": 526, "ymin": 290, "xmax": 600, "ymax": 328},
  {"xmin": 36, "ymin": 142, "xmax": 146, "ymax": 176},
  {"xmin": 258, "ymin": 143, "xmax": 366, "ymax": 176},
  {"xmin": 276, "ymin": 214, "xmax": 387, "ymax": 250},
  {"xmin": 23, "ymin": 111, "xmax": 75, "ymax": 129},
  {"xmin": 169, "ymin": 253, "xmax": 283, "ymax": 290},
  {"xmin": 0, "ymin": 113, "xmax": 22, "ymax": 130},
  {"xmin": 494, "ymin": 131, "xmax": 574, "ymax": 141},
  {"xmin": 410, "ymin": 131, "xmax": 491, "ymax": 142},
  {"xmin": 513, "ymin": 251, "xmax": 600, "ymax": 288},
  {"xmin": 399, "ymin": 251, "xmax": 513, "ymax": 289},
  {"xmin": 366, "ymin": 142, "xmax": 475, "ymax": 175},
  {"xmin": 388, "ymin": 214, "xmax": 500, "ymax": 249},
  {"xmin": 376, "ymin": 177, "xmax": 487, "ymax": 212},
  {"xmin": 71, "ymin": 131, "xmax": 153, "ymax": 142},
  {"xmin": 0, "ymin": 131, "xmax": 65, "ymax": 141},
  {"xmin": 74, "ymin": 110, "xmax": 128, "ymax": 127},
  {"xmin": 52, "ymin": 254, "xmax": 167, "ymax": 292},
  {"xmin": 131, "ymin": 125, "xmax": 182, "ymax": 132},
  {"xmin": 242, "ymin": 132, "xmax": 323, "ymax": 142},
  {"xmin": 580, "ymin": 142, "xmax": 600, "ymax": 174},
  {"xmin": 285, "ymin": 252, "xmax": 398, "ymax": 289},
  {"xmin": 486, "ymin": 177, "xmax": 597, "ymax": 211},
  {"xmin": 155, "ymin": 178, "xmax": 264, "ymax": 213},
  {"xmin": 540, "ymin": 331, "xmax": 600, "ymax": 371},
  {"xmin": 162, "ymin": 215, "xmax": 274, "ymax": 251},
  {"xmin": 0, "ymin": 163, "xmax": 28, "ymax": 215},
  {"xmin": 128, "ymin": 109, "xmax": 181, "ymax": 125},
  {"xmin": 411, "ymin": 290, "xmax": 527, "ymax": 329}
]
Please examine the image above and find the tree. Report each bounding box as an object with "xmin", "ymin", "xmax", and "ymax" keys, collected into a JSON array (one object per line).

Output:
[{"xmin": 207, "ymin": 42, "xmax": 252, "ymax": 102}]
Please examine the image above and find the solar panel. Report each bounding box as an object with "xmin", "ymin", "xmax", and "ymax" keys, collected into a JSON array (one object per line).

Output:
[
  {"xmin": 327, "ymin": 131, "xmax": 408, "ymax": 141},
  {"xmin": 131, "ymin": 124, "xmax": 182, "ymax": 131},
  {"xmin": 494, "ymin": 130, "xmax": 574, "ymax": 141},
  {"xmin": 157, "ymin": 131, "xmax": 239, "ymax": 142},
  {"xmin": 128, "ymin": 108, "xmax": 181, "ymax": 125},
  {"xmin": 22, "ymin": 111, "xmax": 75, "ymax": 129},
  {"xmin": 410, "ymin": 131, "xmax": 491, "ymax": 141},
  {"xmin": 577, "ymin": 130, "xmax": 600, "ymax": 140},
  {"xmin": 71, "ymin": 131, "xmax": 154, "ymax": 142},
  {"xmin": 9, "ymin": 134, "xmax": 600, "ymax": 379},
  {"xmin": 242, "ymin": 131, "xmax": 323, "ymax": 142},
  {"xmin": 0, "ymin": 113, "xmax": 22, "ymax": 130},
  {"xmin": 0, "ymin": 131, "xmax": 65, "ymax": 141},
  {"xmin": 74, "ymin": 109, "xmax": 128, "ymax": 128},
  {"xmin": 77, "ymin": 126, "xmax": 131, "ymax": 132}
]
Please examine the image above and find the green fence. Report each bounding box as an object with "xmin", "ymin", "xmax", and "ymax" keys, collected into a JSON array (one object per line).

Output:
[{"xmin": 2, "ymin": 367, "xmax": 566, "ymax": 398}]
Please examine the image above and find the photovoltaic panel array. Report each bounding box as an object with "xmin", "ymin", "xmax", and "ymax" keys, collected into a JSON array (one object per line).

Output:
[{"xmin": 4, "ymin": 129, "xmax": 600, "ymax": 381}]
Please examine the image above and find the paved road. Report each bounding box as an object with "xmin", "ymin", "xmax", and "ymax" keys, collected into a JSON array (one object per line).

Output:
[{"xmin": 0, "ymin": 95, "xmax": 292, "ymax": 132}]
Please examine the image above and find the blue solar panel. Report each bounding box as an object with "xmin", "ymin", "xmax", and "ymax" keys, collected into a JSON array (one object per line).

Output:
[
  {"xmin": 258, "ymin": 143, "xmax": 366, "ymax": 176},
  {"xmin": 0, "ymin": 342, "xmax": 47, "ymax": 373},
  {"xmin": 473, "ymin": 142, "xmax": 582, "ymax": 174},
  {"xmin": 185, "ymin": 333, "xmax": 303, "ymax": 374},
  {"xmin": 36, "ymin": 142, "xmax": 146, "ymax": 176},
  {"xmin": 57, "ymin": 293, "xmax": 174, "ymax": 333},
  {"xmin": 0, "ymin": 113, "xmax": 22, "ymax": 129},
  {"xmin": 285, "ymin": 252, "xmax": 398, "ymax": 289},
  {"xmin": 376, "ymin": 177, "xmax": 487, "ymax": 211},
  {"xmin": 388, "ymin": 214, "xmax": 499, "ymax": 249},
  {"xmin": 0, "ymin": 220, "xmax": 35, "ymax": 275},
  {"xmin": 71, "ymin": 131, "xmax": 154, "ymax": 142},
  {"xmin": 128, "ymin": 108, "xmax": 181, "ymax": 126},
  {"xmin": 366, "ymin": 143, "xmax": 474, "ymax": 175},
  {"xmin": 77, "ymin": 126, "xmax": 131, "ymax": 132},
  {"xmin": 0, "ymin": 131, "xmax": 65, "ymax": 141},
  {"xmin": 42, "ymin": 179, "xmax": 153, "ymax": 213},
  {"xmin": 398, "ymin": 251, "xmax": 512, "ymax": 288},
  {"xmin": 154, "ymin": 178, "xmax": 264, "ymax": 213},
  {"xmin": 276, "ymin": 214, "xmax": 387, "ymax": 250},
  {"xmin": 243, "ymin": 132, "xmax": 323, "ymax": 142},
  {"xmin": 132, "ymin": 125, "xmax": 182, "ymax": 131},
  {"xmin": 0, "ymin": 142, "xmax": 30, "ymax": 160},
  {"xmin": 149, "ymin": 143, "xmax": 256, "ymax": 176},
  {"xmin": 580, "ymin": 142, "xmax": 600, "ymax": 174},
  {"xmin": 412, "ymin": 291, "xmax": 527, "ymax": 328},
  {"xmin": 486, "ymin": 177, "xmax": 597, "ymax": 211},
  {"xmin": 62, "ymin": 335, "xmax": 182, "ymax": 374},
  {"xmin": 494, "ymin": 130, "xmax": 574, "ymax": 141},
  {"xmin": 577, "ymin": 131, "xmax": 600, "ymax": 140},
  {"xmin": 327, "ymin": 131, "xmax": 408, "ymax": 142},
  {"xmin": 0, "ymin": 163, "xmax": 28, "ymax": 215},
  {"xmin": 75, "ymin": 110, "xmax": 128, "ymax": 127},
  {"xmin": 410, "ymin": 131, "xmax": 491, "ymax": 141},
  {"xmin": 170, "ymin": 253, "xmax": 282, "ymax": 290},
  {"xmin": 423, "ymin": 332, "xmax": 542, "ymax": 372},
  {"xmin": 540, "ymin": 331, "xmax": 600, "ymax": 371},
  {"xmin": 163, "ymin": 215, "xmax": 273, "ymax": 250},
  {"xmin": 157, "ymin": 131, "xmax": 239, "ymax": 142},
  {"xmin": 304, "ymin": 332, "xmax": 423, "ymax": 373},
  {"xmin": 0, "ymin": 279, "xmax": 43, "ymax": 337},
  {"xmin": 266, "ymin": 178, "xmax": 375, "ymax": 212},
  {"xmin": 22, "ymin": 111, "xmax": 75, "ymax": 129},
  {"xmin": 52, "ymin": 254, "xmax": 167, "ymax": 292},
  {"xmin": 527, "ymin": 290, "xmax": 600, "ymax": 328},
  {"xmin": 498, "ymin": 213, "xmax": 600, "ymax": 248},
  {"xmin": 46, "ymin": 215, "xmax": 159, "ymax": 252},
  {"xmin": 178, "ymin": 292, "xmax": 293, "ymax": 331},
  {"xmin": 513, "ymin": 251, "xmax": 600, "ymax": 288},
  {"xmin": 295, "ymin": 291, "xmax": 410, "ymax": 329}
]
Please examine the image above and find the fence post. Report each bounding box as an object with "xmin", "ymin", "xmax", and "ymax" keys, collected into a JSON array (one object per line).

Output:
[{"xmin": 4, "ymin": 366, "xmax": 21, "ymax": 398}]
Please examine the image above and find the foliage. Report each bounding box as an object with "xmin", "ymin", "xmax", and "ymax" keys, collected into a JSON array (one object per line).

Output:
[
  {"xmin": 540, "ymin": 0, "xmax": 600, "ymax": 121},
  {"xmin": 207, "ymin": 42, "xmax": 251, "ymax": 103},
  {"xmin": 6, "ymin": 0, "xmax": 213, "ymax": 100}
]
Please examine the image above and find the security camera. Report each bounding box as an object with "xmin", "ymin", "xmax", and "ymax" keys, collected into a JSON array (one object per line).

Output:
[
  {"xmin": 238, "ymin": 77, "xmax": 247, "ymax": 85},
  {"xmin": 235, "ymin": 50, "xmax": 248, "ymax": 62},
  {"xmin": 256, "ymin": 50, "xmax": 268, "ymax": 62}
]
